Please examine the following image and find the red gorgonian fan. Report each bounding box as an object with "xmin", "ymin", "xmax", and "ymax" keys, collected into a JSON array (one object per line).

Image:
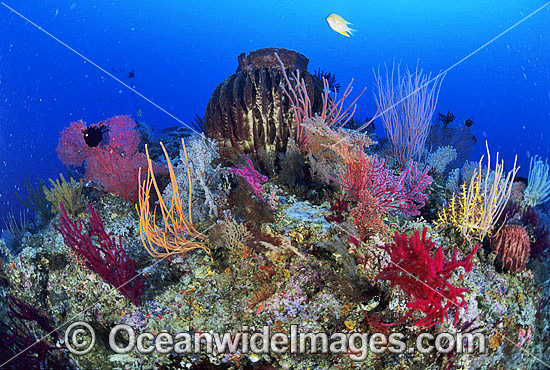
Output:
[
  {"xmin": 54, "ymin": 202, "xmax": 145, "ymax": 306},
  {"xmin": 56, "ymin": 115, "xmax": 165, "ymax": 203},
  {"xmin": 376, "ymin": 228, "xmax": 478, "ymax": 328},
  {"xmin": 335, "ymin": 153, "xmax": 432, "ymax": 217}
]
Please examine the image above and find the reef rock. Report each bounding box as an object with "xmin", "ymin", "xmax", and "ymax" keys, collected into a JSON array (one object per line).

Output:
[{"xmin": 204, "ymin": 48, "xmax": 323, "ymax": 159}]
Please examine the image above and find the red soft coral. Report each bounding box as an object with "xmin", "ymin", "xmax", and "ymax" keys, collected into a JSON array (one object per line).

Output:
[
  {"xmin": 229, "ymin": 155, "xmax": 268, "ymax": 201},
  {"xmin": 376, "ymin": 228, "xmax": 478, "ymax": 328}
]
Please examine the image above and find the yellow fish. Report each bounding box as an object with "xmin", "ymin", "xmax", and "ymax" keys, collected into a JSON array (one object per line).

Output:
[{"xmin": 326, "ymin": 13, "xmax": 355, "ymax": 37}]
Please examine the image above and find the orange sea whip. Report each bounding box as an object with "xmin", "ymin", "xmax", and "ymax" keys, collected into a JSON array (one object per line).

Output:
[{"xmin": 137, "ymin": 138, "xmax": 211, "ymax": 259}]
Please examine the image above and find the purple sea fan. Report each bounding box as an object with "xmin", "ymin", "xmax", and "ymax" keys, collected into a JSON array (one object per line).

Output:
[
  {"xmin": 54, "ymin": 203, "xmax": 145, "ymax": 306},
  {"xmin": 397, "ymin": 160, "xmax": 433, "ymax": 216}
]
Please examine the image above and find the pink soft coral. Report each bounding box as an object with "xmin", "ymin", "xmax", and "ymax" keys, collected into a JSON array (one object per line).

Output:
[
  {"xmin": 229, "ymin": 155, "xmax": 268, "ymax": 201},
  {"xmin": 335, "ymin": 154, "xmax": 432, "ymax": 217}
]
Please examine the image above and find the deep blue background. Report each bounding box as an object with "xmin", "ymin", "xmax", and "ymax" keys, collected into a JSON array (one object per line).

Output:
[{"xmin": 1, "ymin": 0, "xmax": 549, "ymax": 228}]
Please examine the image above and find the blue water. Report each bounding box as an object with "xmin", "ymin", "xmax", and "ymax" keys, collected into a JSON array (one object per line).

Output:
[{"xmin": 1, "ymin": 0, "xmax": 549, "ymax": 228}]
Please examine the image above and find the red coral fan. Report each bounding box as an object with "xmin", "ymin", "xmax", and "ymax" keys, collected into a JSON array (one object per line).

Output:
[
  {"xmin": 56, "ymin": 119, "xmax": 91, "ymax": 167},
  {"xmin": 397, "ymin": 160, "xmax": 432, "ymax": 216},
  {"xmin": 336, "ymin": 154, "xmax": 401, "ymax": 210},
  {"xmin": 491, "ymin": 224, "xmax": 531, "ymax": 273},
  {"xmin": 56, "ymin": 115, "xmax": 164, "ymax": 203},
  {"xmin": 349, "ymin": 193, "xmax": 387, "ymax": 241},
  {"xmin": 104, "ymin": 115, "xmax": 140, "ymax": 154},
  {"xmin": 333, "ymin": 153, "xmax": 431, "ymax": 245},
  {"xmin": 54, "ymin": 203, "xmax": 145, "ymax": 306},
  {"xmin": 335, "ymin": 154, "xmax": 431, "ymax": 216},
  {"xmin": 84, "ymin": 147, "xmax": 157, "ymax": 203},
  {"xmin": 376, "ymin": 228, "xmax": 478, "ymax": 328}
]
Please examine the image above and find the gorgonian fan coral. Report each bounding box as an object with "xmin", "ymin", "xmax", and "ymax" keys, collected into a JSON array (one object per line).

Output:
[
  {"xmin": 335, "ymin": 153, "xmax": 432, "ymax": 217},
  {"xmin": 56, "ymin": 115, "xmax": 165, "ymax": 203},
  {"xmin": 55, "ymin": 202, "xmax": 145, "ymax": 306},
  {"xmin": 376, "ymin": 228, "xmax": 478, "ymax": 328}
]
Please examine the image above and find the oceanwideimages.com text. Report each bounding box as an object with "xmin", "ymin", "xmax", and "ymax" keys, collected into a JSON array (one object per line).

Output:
[{"xmin": 66, "ymin": 322, "xmax": 487, "ymax": 360}]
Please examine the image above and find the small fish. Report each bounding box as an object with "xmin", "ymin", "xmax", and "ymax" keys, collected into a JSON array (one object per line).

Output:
[{"xmin": 326, "ymin": 13, "xmax": 355, "ymax": 37}]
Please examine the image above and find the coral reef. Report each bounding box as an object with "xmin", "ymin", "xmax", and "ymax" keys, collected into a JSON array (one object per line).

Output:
[{"xmin": 2, "ymin": 48, "xmax": 549, "ymax": 370}]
